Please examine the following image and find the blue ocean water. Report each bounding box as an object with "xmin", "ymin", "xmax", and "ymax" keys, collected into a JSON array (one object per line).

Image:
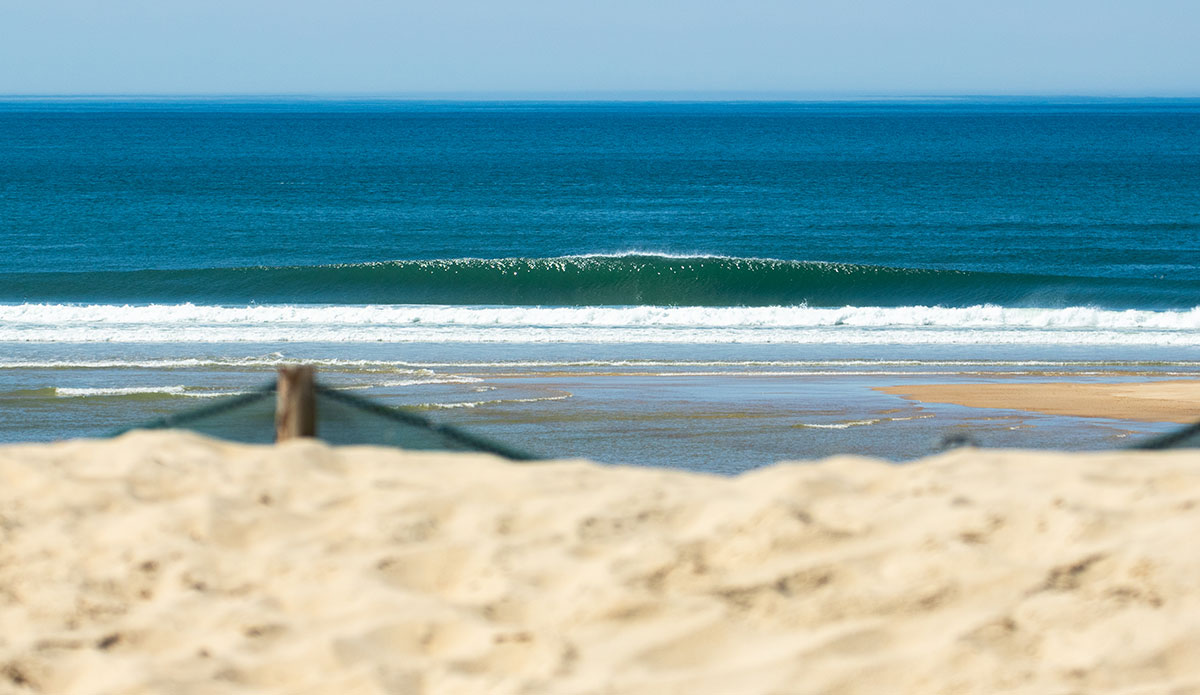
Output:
[
  {"xmin": 0, "ymin": 99, "xmax": 1197, "ymax": 466},
  {"xmin": 4, "ymin": 100, "xmax": 1200, "ymax": 280}
]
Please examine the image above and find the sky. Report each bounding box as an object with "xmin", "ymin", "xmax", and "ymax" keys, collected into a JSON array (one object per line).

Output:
[{"xmin": 1, "ymin": 0, "xmax": 1198, "ymax": 97}]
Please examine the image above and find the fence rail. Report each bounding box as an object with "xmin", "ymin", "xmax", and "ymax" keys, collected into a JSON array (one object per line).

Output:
[{"xmin": 1127, "ymin": 420, "xmax": 1200, "ymax": 451}]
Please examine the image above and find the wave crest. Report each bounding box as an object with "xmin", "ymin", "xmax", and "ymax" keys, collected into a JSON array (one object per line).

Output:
[{"xmin": 1, "ymin": 254, "xmax": 1193, "ymax": 308}]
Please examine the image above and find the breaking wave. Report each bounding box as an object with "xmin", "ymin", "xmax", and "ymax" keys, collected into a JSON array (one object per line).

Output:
[{"xmin": 2, "ymin": 254, "xmax": 1194, "ymax": 308}]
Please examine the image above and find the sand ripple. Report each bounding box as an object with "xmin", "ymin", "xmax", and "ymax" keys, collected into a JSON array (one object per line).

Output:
[{"xmin": 1, "ymin": 431, "xmax": 1199, "ymax": 694}]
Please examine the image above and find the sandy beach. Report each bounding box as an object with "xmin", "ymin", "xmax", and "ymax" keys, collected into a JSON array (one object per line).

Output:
[
  {"xmin": 879, "ymin": 378, "xmax": 1200, "ymax": 424},
  {"xmin": 3, "ymin": 431, "xmax": 1200, "ymax": 694}
]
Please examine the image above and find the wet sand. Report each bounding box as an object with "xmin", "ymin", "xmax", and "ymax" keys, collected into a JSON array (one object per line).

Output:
[{"xmin": 878, "ymin": 378, "xmax": 1200, "ymax": 424}]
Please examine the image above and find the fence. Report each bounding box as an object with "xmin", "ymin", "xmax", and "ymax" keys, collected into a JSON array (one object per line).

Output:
[
  {"xmin": 1128, "ymin": 419, "xmax": 1200, "ymax": 451},
  {"xmin": 110, "ymin": 366, "xmax": 539, "ymax": 461}
]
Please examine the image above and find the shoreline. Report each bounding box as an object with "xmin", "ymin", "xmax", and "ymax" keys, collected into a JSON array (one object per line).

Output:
[{"xmin": 878, "ymin": 378, "xmax": 1200, "ymax": 424}]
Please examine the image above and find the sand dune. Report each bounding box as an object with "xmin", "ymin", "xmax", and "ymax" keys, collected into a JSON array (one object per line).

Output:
[{"xmin": 2, "ymin": 431, "xmax": 1200, "ymax": 694}]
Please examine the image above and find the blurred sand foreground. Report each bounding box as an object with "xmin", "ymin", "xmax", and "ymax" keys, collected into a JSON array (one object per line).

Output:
[{"xmin": 2, "ymin": 431, "xmax": 1200, "ymax": 695}]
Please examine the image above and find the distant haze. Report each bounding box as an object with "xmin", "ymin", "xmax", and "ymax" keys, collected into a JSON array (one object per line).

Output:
[{"xmin": 2, "ymin": 0, "xmax": 1198, "ymax": 96}]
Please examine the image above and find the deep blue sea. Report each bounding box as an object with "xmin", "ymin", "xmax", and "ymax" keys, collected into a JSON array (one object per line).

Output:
[{"xmin": 1, "ymin": 99, "xmax": 1197, "ymax": 469}]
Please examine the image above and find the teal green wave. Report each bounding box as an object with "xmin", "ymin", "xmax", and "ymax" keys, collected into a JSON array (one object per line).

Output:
[{"xmin": 0, "ymin": 255, "xmax": 1193, "ymax": 308}]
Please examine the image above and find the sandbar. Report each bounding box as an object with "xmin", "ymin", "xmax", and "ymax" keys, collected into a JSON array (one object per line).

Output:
[{"xmin": 878, "ymin": 378, "xmax": 1200, "ymax": 424}]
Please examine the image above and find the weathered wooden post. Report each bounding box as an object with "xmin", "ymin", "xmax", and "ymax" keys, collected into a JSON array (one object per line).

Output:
[{"xmin": 275, "ymin": 365, "xmax": 316, "ymax": 441}]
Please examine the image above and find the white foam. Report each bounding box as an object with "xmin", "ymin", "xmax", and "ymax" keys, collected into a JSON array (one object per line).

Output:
[
  {"xmin": 561, "ymin": 251, "xmax": 769, "ymax": 261},
  {"xmin": 374, "ymin": 376, "xmax": 484, "ymax": 387},
  {"xmin": 0, "ymin": 303, "xmax": 1197, "ymax": 345},
  {"xmin": 53, "ymin": 386, "xmax": 238, "ymax": 398},
  {"xmin": 5, "ymin": 357, "xmax": 1197, "ymax": 371},
  {"xmin": 0, "ymin": 356, "xmax": 426, "ymax": 371},
  {"xmin": 422, "ymin": 394, "xmax": 572, "ymax": 409},
  {"xmin": 797, "ymin": 419, "xmax": 882, "ymax": 429}
]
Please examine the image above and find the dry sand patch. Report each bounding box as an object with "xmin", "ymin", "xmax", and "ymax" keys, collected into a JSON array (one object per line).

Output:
[{"xmin": 1, "ymin": 431, "xmax": 1199, "ymax": 694}]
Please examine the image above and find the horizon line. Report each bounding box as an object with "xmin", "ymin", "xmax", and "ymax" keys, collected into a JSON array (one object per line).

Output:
[{"xmin": 3, "ymin": 91, "xmax": 1200, "ymax": 102}]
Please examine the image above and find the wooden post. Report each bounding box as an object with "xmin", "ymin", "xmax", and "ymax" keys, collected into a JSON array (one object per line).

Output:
[{"xmin": 276, "ymin": 365, "xmax": 316, "ymax": 441}]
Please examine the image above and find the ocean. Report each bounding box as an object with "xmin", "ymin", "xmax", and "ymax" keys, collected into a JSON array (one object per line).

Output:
[{"xmin": 2, "ymin": 99, "xmax": 1197, "ymax": 471}]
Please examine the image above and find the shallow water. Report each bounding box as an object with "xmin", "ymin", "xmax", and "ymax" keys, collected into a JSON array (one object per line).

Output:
[{"xmin": 1, "ymin": 341, "xmax": 1192, "ymax": 472}]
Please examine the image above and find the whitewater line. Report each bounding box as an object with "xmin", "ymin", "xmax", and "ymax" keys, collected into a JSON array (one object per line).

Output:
[
  {"xmin": 1, "ymin": 303, "xmax": 1197, "ymax": 329},
  {"xmin": 1, "ymin": 303, "xmax": 1198, "ymax": 345}
]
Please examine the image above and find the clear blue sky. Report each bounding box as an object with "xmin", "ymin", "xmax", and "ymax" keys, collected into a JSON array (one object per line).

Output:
[{"xmin": 2, "ymin": 0, "xmax": 1198, "ymax": 96}]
